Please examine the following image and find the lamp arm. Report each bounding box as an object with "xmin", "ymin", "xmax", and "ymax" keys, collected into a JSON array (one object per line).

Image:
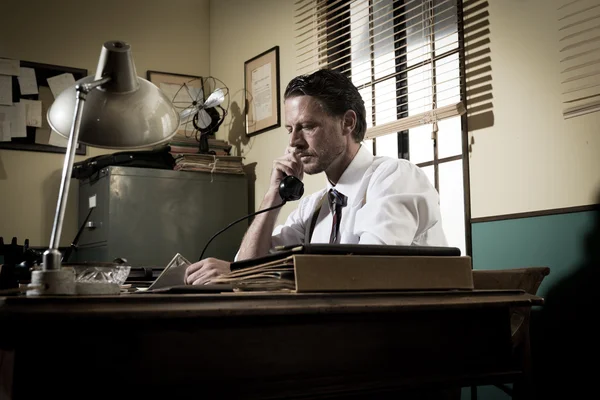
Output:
[{"xmin": 45, "ymin": 76, "xmax": 111, "ymax": 270}]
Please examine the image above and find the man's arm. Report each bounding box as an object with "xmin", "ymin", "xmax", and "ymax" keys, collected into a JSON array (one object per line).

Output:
[
  {"xmin": 185, "ymin": 147, "xmax": 304, "ymax": 285},
  {"xmin": 237, "ymin": 147, "xmax": 304, "ymax": 260},
  {"xmin": 236, "ymin": 188, "xmax": 284, "ymax": 260}
]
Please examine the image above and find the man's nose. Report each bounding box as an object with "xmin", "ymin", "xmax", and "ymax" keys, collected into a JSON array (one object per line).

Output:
[{"xmin": 289, "ymin": 129, "xmax": 306, "ymax": 148}]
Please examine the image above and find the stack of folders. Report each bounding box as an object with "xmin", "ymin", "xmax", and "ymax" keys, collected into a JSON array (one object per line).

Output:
[
  {"xmin": 173, "ymin": 154, "xmax": 245, "ymax": 174},
  {"xmin": 210, "ymin": 244, "xmax": 474, "ymax": 293},
  {"xmin": 210, "ymin": 255, "xmax": 296, "ymax": 291}
]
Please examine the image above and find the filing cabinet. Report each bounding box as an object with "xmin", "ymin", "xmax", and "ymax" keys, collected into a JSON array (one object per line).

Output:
[{"xmin": 75, "ymin": 166, "xmax": 248, "ymax": 268}]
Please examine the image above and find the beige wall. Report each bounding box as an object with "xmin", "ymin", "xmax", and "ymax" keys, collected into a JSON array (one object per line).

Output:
[
  {"xmin": 209, "ymin": 0, "xmax": 325, "ymax": 225},
  {"xmin": 2, "ymin": 0, "xmax": 598, "ymax": 247},
  {"xmin": 0, "ymin": 0, "xmax": 210, "ymax": 246},
  {"xmin": 466, "ymin": 0, "xmax": 600, "ymax": 218},
  {"xmin": 210, "ymin": 0, "xmax": 600, "ymax": 227}
]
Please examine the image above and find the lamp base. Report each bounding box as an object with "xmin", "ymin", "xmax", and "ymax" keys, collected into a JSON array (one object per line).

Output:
[{"xmin": 27, "ymin": 268, "xmax": 76, "ymax": 296}]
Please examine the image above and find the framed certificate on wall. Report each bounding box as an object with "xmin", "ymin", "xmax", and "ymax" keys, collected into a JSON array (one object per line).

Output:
[{"xmin": 244, "ymin": 46, "xmax": 281, "ymax": 137}]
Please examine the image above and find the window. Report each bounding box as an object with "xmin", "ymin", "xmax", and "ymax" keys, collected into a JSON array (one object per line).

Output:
[{"xmin": 295, "ymin": 0, "xmax": 471, "ymax": 255}]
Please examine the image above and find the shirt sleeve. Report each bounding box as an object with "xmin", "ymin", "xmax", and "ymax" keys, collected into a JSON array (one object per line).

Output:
[
  {"xmin": 353, "ymin": 160, "xmax": 443, "ymax": 245},
  {"xmin": 270, "ymin": 195, "xmax": 315, "ymax": 248}
]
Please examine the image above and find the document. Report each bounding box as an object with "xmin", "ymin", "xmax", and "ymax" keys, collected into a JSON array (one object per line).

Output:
[
  {"xmin": 146, "ymin": 253, "xmax": 191, "ymax": 290},
  {"xmin": 18, "ymin": 67, "xmax": 38, "ymax": 95},
  {"xmin": 0, "ymin": 75, "xmax": 12, "ymax": 106},
  {"xmin": 47, "ymin": 73, "xmax": 75, "ymax": 98},
  {"xmin": 0, "ymin": 106, "xmax": 13, "ymax": 141},
  {"xmin": 21, "ymin": 99, "xmax": 42, "ymax": 127},
  {"xmin": 251, "ymin": 63, "xmax": 272, "ymax": 122},
  {"xmin": 35, "ymin": 86, "xmax": 55, "ymax": 145},
  {"xmin": 0, "ymin": 103, "xmax": 26, "ymax": 139},
  {"xmin": 0, "ymin": 120, "xmax": 9, "ymax": 142},
  {"xmin": 0, "ymin": 58, "xmax": 20, "ymax": 76},
  {"xmin": 48, "ymin": 130, "xmax": 67, "ymax": 147},
  {"xmin": 11, "ymin": 102, "xmax": 26, "ymax": 138},
  {"xmin": 211, "ymin": 255, "xmax": 295, "ymax": 291}
]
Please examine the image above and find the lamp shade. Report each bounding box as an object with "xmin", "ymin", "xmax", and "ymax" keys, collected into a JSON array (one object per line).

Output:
[{"xmin": 47, "ymin": 41, "xmax": 180, "ymax": 149}]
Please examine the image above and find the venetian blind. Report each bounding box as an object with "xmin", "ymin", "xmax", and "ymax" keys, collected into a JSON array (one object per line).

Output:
[
  {"xmin": 294, "ymin": 0, "xmax": 466, "ymax": 139},
  {"xmin": 559, "ymin": 0, "xmax": 600, "ymax": 119}
]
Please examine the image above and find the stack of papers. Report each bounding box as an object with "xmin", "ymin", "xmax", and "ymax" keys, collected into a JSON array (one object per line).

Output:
[{"xmin": 210, "ymin": 256, "xmax": 295, "ymax": 291}]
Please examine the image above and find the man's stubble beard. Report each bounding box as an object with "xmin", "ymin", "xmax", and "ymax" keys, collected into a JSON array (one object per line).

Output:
[{"xmin": 302, "ymin": 143, "xmax": 345, "ymax": 175}]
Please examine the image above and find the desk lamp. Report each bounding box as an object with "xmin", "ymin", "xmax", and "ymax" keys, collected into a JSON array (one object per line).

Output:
[{"xmin": 27, "ymin": 41, "xmax": 180, "ymax": 296}]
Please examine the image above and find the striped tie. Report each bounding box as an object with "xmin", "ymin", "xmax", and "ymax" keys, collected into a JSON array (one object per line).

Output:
[{"xmin": 328, "ymin": 188, "xmax": 348, "ymax": 244}]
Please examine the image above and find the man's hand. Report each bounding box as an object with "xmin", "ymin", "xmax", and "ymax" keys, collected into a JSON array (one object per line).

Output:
[
  {"xmin": 269, "ymin": 147, "xmax": 304, "ymax": 193},
  {"xmin": 185, "ymin": 258, "xmax": 231, "ymax": 285}
]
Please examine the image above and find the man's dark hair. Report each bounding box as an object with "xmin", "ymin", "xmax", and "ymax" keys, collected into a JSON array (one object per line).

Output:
[{"xmin": 284, "ymin": 69, "xmax": 367, "ymax": 142}]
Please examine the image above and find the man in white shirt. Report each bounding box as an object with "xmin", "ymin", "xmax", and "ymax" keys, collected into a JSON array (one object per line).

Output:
[{"xmin": 185, "ymin": 69, "xmax": 447, "ymax": 285}]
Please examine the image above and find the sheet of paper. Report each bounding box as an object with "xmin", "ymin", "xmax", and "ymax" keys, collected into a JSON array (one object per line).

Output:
[
  {"xmin": 35, "ymin": 126, "xmax": 50, "ymax": 144},
  {"xmin": 0, "ymin": 58, "xmax": 20, "ymax": 76},
  {"xmin": 0, "ymin": 75, "xmax": 12, "ymax": 106},
  {"xmin": 34, "ymin": 86, "xmax": 77, "ymax": 148},
  {"xmin": 21, "ymin": 99, "xmax": 42, "ymax": 127},
  {"xmin": 11, "ymin": 102, "xmax": 26, "ymax": 138},
  {"xmin": 35, "ymin": 86, "xmax": 53, "ymax": 144},
  {"xmin": 18, "ymin": 67, "xmax": 38, "ymax": 95},
  {"xmin": 0, "ymin": 106, "xmax": 14, "ymax": 141},
  {"xmin": 47, "ymin": 73, "xmax": 75, "ymax": 98},
  {"xmin": 0, "ymin": 120, "xmax": 10, "ymax": 142},
  {"xmin": 48, "ymin": 130, "xmax": 67, "ymax": 147},
  {"xmin": 251, "ymin": 63, "xmax": 272, "ymax": 121},
  {"xmin": 147, "ymin": 253, "xmax": 191, "ymax": 290}
]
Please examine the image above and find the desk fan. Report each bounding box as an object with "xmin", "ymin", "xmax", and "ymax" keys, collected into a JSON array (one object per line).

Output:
[{"xmin": 171, "ymin": 76, "xmax": 230, "ymax": 154}]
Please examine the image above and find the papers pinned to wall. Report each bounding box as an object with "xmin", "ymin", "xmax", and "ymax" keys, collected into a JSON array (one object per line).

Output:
[{"xmin": 0, "ymin": 57, "xmax": 87, "ymax": 154}]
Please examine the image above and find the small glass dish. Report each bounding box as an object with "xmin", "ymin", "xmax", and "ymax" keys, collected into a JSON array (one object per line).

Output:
[{"xmin": 64, "ymin": 262, "xmax": 131, "ymax": 285}]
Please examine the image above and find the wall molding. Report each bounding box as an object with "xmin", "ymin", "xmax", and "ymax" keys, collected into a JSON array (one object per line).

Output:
[{"xmin": 471, "ymin": 204, "xmax": 599, "ymax": 223}]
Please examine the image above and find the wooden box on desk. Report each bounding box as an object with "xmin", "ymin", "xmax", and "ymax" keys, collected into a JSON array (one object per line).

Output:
[{"xmin": 293, "ymin": 254, "xmax": 473, "ymax": 292}]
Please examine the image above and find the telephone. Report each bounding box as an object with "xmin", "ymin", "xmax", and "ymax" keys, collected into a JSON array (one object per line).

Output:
[{"xmin": 279, "ymin": 175, "xmax": 304, "ymax": 202}]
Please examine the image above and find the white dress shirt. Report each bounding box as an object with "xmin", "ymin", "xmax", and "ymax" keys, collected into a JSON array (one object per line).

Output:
[{"xmin": 271, "ymin": 145, "xmax": 448, "ymax": 247}]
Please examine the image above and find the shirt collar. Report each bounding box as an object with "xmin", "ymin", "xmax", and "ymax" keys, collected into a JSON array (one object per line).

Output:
[{"xmin": 326, "ymin": 144, "xmax": 373, "ymax": 201}]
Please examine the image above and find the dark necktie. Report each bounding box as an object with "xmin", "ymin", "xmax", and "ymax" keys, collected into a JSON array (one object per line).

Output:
[{"xmin": 328, "ymin": 188, "xmax": 348, "ymax": 244}]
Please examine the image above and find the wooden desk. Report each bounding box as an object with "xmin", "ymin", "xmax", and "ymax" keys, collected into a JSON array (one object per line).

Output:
[{"xmin": 0, "ymin": 290, "xmax": 542, "ymax": 399}]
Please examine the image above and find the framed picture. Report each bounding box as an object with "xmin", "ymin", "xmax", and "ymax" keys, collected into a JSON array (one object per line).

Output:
[
  {"xmin": 244, "ymin": 46, "xmax": 281, "ymax": 137},
  {"xmin": 0, "ymin": 60, "xmax": 88, "ymax": 155}
]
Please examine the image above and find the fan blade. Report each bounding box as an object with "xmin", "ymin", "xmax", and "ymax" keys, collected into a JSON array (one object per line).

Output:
[
  {"xmin": 198, "ymin": 109, "xmax": 213, "ymax": 129},
  {"xmin": 188, "ymin": 86, "xmax": 203, "ymax": 105},
  {"xmin": 204, "ymin": 88, "xmax": 225, "ymax": 108},
  {"xmin": 180, "ymin": 106, "xmax": 197, "ymax": 124}
]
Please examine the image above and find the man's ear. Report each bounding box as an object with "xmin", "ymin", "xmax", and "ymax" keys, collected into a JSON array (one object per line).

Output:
[{"xmin": 341, "ymin": 110, "xmax": 357, "ymax": 137}]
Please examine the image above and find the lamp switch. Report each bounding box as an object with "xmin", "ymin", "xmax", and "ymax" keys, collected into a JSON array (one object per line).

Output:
[{"xmin": 89, "ymin": 194, "xmax": 96, "ymax": 209}]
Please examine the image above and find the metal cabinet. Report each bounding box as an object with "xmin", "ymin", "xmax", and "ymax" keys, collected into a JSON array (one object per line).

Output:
[{"xmin": 75, "ymin": 166, "xmax": 248, "ymax": 268}]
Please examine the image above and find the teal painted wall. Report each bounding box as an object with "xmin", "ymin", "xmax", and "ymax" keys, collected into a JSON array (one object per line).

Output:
[
  {"xmin": 460, "ymin": 208, "xmax": 599, "ymax": 399},
  {"xmin": 471, "ymin": 210, "xmax": 597, "ymax": 297}
]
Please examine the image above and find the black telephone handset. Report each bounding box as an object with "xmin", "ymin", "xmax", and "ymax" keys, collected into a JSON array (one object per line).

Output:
[{"xmin": 279, "ymin": 175, "xmax": 304, "ymax": 201}]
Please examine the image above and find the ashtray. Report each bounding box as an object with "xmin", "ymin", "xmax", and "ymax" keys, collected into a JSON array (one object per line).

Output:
[
  {"xmin": 64, "ymin": 262, "xmax": 131, "ymax": 285},
  {"xmin": 28, "ymin": 259, "xmax": 132, "ymax": 295}
]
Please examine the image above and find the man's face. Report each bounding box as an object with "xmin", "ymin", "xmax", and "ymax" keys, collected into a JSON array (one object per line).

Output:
[{"xmin": 284, "ymin": 95, "xmax": 346, "ymax": 175}]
